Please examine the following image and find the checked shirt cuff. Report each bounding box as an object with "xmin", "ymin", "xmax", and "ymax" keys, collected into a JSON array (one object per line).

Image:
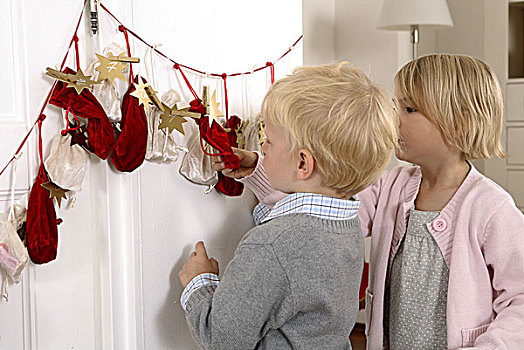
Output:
[{"xmin": 180, "ymin": 273, "xmax": 220, "ymax": 311}]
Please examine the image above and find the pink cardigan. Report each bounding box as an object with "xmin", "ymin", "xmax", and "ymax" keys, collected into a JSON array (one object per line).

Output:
[{"xmin": 241, "ymin": 157, "xmax": 524, "ymax": 350}]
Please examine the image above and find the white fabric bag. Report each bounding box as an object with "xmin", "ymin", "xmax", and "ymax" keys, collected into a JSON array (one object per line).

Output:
[
  {"xmin": 179, "ymin": 121, "xmax": 218, "ymax": 193},
  {"xmin": 0, "ymin": 158, "xmax": 29, "ymax": 298},
  {"xmin": 44, "ymin": 132, "xmax": 88, "ymax": 193},
  {"xmin": 146, "ymin": 89, "xmax": 188, "ymax": 162},
  {"xmin": 85, "ymin": 42, "xmax": 125, "ymax": 122}
]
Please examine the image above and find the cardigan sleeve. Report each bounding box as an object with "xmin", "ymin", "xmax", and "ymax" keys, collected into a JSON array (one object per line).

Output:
[
  {"xmin": 471, "ymin": 198, "xmax": 524, "ymax": 350},
  {"xmin": 355, "ymin": 174, "xmax": 386, "ymax": 238},
  {"xmin": 184, "ymin": 243, "xmax": 291, "ymax": 350},
  {"xmin": 239, "ymin": 152, "xmax": 286, "ymax": 209}
]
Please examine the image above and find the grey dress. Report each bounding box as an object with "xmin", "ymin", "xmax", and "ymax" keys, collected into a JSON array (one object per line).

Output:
[{"xmin": 386, "ymin": 209, "xmax": 449, "ymax": 350}]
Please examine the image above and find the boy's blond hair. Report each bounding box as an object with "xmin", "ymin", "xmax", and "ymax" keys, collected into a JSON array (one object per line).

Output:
[
  {"xmin": 395, "ymin": 54, "xmax": 506, "ymax": 160},
  {"xmin": 261, "ymin": 62, "xmax": 398, "ymax": 197}
]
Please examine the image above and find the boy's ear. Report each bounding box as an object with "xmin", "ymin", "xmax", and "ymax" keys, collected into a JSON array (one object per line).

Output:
[{"xmin": 296, "ymin": 149, "xmax": 315, "ymax": 181}]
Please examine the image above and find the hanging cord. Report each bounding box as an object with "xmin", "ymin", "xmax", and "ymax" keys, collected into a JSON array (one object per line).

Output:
[
  {"xmin": 198, "ymin": 136, "xmax": 230, "ymax": 158},
  {"xmin": 37, "ymin": 115, "xmax": 45, "ymax": 167},
  {"xmin": 173, "ymin": 64, "xmax": 199, "ymax": 101},
  {"xmin": 118, "ymin": 25, "xmax": 134, "ymax": 83},
  {"xmin": 221, "ymin": 74, "xmax": 229, "ymax": 122},
  {"xmin": 61, "ymin": 107, "xmax": 82, "ymax": 136},
  {"xmin": 266, "ymin": 62, "xmax": 275, "ymax": 85},
  {"xmin": 73, "ymin": 34, "xmax": 80, "ymax": 71},
  {"xmin": 144, "ymin": 44, "xmax": 161, "ymax": 88},
  {"xmin": 7, "ymin": 154, "xmax": 21, "ymax": 222}
]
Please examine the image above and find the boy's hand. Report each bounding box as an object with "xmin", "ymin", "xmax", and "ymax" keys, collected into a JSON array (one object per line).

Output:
[
  {"xmin": 212, "ymin": 147, "xmax": 258, "ymax": 179},
  {"xmin": 179, "ymin": 241, "xmax": 219, "ymax": 288}
]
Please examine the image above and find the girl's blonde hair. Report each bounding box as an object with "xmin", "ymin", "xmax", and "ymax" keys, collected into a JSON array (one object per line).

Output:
[
  {"xmin": 395, "ymin": 54, "xmax": 506, "ymax": 159},
  {"xmin": 262, "ymin": 62, "xmax": 398, "ymax": 197}
]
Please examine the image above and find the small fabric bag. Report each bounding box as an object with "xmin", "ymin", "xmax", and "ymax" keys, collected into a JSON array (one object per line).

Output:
[
  {"xmin": 146, "ymin": 89, "xmax": 188, "ymax": 162},
  {"xmin": 44, "ymin": 131, "xmax": 88, "ymax": 193},
  {"xmin": 179, "ymin": 121, "xmax": 218, "ymax": 192},
  {"xmin": 0, "ymin": 158, "xmax": 29, "ymax": 284},
  {"xmin": 215, "ymin": 115, "xmax": 244, "ymax": 196},
  {"xmin": 85, "ymin": 42, "xmax": 125, "ymax": 122},
  {"xmin": 26, "ymin": 120, "xmax": 59, "ymax": 265},
  {"xmin": 110, "ymin": 75, "xmax": 149, "ymax": 172},
  {"xmin": 49, "ymin": 67, "xmax": 116, "ymax": 160}
]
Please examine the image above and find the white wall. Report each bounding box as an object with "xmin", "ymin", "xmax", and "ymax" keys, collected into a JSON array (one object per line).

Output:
[{"xmin": 0, "ymin": 1, "xmax": 302, "ymax": 349}]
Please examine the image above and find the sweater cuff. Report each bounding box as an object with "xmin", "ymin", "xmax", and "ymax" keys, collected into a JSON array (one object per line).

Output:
[
  {"xmin": 185, "ymin": 285, "xmax": 218, "ymax": 313},
  {"xmin": 180, "ymin": 273, "xmax": 219, "ymax": 312},
  {"xmin": 239, "ymin": 152, "xmax": 286, "ymax": 209}
]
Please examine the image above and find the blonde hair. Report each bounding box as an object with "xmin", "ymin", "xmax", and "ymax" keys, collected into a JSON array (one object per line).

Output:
[
  {"xmin": 395, "ymin": 54, "xmax": 506, "ymax": 159},
  {"xmin": 261, "ymin": 62, "xmax": 398, "ymax": 197}
]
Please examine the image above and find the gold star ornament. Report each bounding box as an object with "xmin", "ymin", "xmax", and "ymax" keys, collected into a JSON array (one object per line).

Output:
[
  {"xmin": 158, "ymin": 114, "xmax": 187, "ymax": 135},
  {"xmin": 46, "ymin": 67, "xmax": 99, "ymax": 94},
  {"xmin": 209, "ymin": 90, "xmax": 224, "ymax": 126},
  {"xmin": 41, "ymin": 182, "xmax": 69, "ymax": 208},
  {"xmin": 130, "ymin": 76, "xmax": 152, "ymax": 113},
  {"xmin": 258, "ymin": 121, "xmax": 267, "ymax": 145},
  {"xmin": 158, "ymin": 103, "xmax": 201, "ymax": 135},
  {"xmin": 95, "ymin": 53, "xmax": 126, "ymax": 83}
]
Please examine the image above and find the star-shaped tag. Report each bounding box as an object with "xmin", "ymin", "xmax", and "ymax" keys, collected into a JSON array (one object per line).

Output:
[
  {"xmin": 130, "ymin": 76, "xmax": 152, "ymax": 113},
  {"xmin": 158, "ymin": 114, "xmax": 187, "ymax": 135},
  {"xmin": 41, "ymin": 182, "xmax": 69, "ymax": 208},
  {"xmin": 158, "ymin": 103, "xmax": 201, "ymax": 135},
  {"xmin": 209, "ymin": 90, "xmax": 224, "ymax": 126},
  {"xmin": 66, "ymin": 68, "xmax": 98, "ymax": 94},
  {"xmin": 258, "ymin": 121, "xmax": 267, "ymax": 145},
  {"xmin": 68, "ymin": 126, "xmax": 89, "ymax": 150},
  {"xmin": 95, "ymin": 53, "xmax": 126, "ymax": 83}
]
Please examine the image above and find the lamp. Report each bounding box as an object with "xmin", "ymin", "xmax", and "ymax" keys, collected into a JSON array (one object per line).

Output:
[{"xmin": 377, "ymin": 0, "xmax": 453, "ymax": 59}]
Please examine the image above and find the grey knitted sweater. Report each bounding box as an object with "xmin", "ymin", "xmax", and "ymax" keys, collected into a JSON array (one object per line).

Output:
[{"xmin": 185, "ymin": 213, "xmax": 364, "ymax": 349}]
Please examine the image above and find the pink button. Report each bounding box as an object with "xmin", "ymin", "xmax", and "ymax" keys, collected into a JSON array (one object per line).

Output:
[{"xmin": 432, "ymin": 218, "xmax": 447, "ymax": 231}]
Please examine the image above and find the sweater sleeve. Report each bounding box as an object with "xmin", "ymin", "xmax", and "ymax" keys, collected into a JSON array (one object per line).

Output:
[
  {"xmin": 239, "ymin": 152, "xmax": 286, "ymax": 209},
  {"xmin": 184, "ymin": 243, "xmax": 292, "ymax": 350},
  {"xmin": 469, "ymin": 198, "xmax": 524, "ymax": 350},
  {"xmin": 355, "ymin": 174, "xmax": 385, "ymax": 238}
]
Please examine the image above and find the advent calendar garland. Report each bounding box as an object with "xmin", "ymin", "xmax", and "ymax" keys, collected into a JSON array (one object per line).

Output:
[{"xmin": 0, "ymin": 1, "xmax": 302, "ymax": 271}]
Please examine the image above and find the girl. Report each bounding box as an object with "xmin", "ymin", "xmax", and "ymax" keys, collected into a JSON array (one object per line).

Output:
[{"xmin": 214, "ymin": 54, "xmax": 524, "ymax": 350}]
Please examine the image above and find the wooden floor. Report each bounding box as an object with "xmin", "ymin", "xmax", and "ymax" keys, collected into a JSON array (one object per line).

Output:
[{"xmin": 349, "ymin": 323, "xmax": 366, "ymax": 350}]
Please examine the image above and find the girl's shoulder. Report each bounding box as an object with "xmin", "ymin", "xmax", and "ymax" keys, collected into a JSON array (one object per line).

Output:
[
  {"xmin": 377, "ymin": 164, "xmax": 421, "ymax": 189},
  {"xmin": 460, "ymin": 166, "xmax": 514, "ymax": 204}
]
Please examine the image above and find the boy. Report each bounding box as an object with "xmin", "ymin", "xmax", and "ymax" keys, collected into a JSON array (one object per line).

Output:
[{"xmin": 178, "ymin": 62, "xmax": 398, "ymax": 349}]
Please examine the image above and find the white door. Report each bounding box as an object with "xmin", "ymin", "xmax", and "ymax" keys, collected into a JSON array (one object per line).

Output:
[{"xmin": 0, "ymin": 0, "xmax": 302, "ymax": 349}]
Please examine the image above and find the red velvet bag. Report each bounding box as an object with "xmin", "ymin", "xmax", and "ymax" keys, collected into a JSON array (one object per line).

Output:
[
  {"xmin": 188, "ymin": 99, "xmax": 240, "ymax": 170},
  {"xmin": 110, "ymin": 75, "xmax": 148, "ymax": 172},
  {"xmin": 26, "ymin": 119, "xmax": 59, "ymax": 264},
  {"xmin": 215, "ymin": 115, "xmax": 244, "ymax": 196},
  {"xmin": 49, "ymin": 67, "xmax": 115, "ymax": 160}
]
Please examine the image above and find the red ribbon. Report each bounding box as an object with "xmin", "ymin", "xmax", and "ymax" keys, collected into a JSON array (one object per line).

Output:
[
  {"xmin": 119, "ymin": 25, "xmax": 134, "ymax": 84},
  {"xmin": 266, "ymin": 62, "xmax": 275, "ymax": 84},
  {"xmin": 174, "ymin": 63, "xmax": 199, "ymax": 100},
  {"xmin": 73, "ymin": 34, "xmax": 80, "ymax": 70}
]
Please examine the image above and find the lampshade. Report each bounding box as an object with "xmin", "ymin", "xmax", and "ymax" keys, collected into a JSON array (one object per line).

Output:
[{"xmin": 377, "ymin": 0, "xmax": 453, "ymax": 30}]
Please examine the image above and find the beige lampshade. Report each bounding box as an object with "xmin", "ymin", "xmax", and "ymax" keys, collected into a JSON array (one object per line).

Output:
[{"xmin": 377, "ymin": 0, "xmax": 453, "ymax": 30}]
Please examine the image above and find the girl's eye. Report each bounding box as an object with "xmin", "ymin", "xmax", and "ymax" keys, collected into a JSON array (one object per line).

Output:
[{"xmin": 405, "ymin": 106, "xmax": 418, "ymax": 113}]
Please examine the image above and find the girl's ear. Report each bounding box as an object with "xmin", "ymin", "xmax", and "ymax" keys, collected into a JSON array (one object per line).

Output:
[{"xmin": 296, "ymin": 149, "xmax": 315, "ymax": 181}]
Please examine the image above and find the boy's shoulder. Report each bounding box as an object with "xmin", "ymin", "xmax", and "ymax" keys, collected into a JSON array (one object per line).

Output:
[
  {"xmin": 240, "ymin": 214, "xmax": 360, "ymax": 248},
  {"xmin": 241, "ymin": 215, "xmax": 304, "ymax": 247}
]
